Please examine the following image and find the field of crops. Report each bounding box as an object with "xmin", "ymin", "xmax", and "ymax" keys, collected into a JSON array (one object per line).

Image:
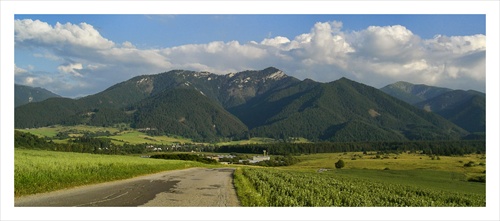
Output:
[
  {"xmin": 14, "ymin": 149, "xmax": 210, "ymax": 196},
  {"xmin": 234, "ymin": 167, "xmax": 485, "ymax": 207}
]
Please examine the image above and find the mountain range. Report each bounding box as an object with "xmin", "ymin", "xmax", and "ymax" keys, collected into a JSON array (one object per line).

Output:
[
  {"xmin": 380, "ymin": 81, "xmax": 485, "ymax": 133},
  {"xmin": 15, "ymin": 67, "xmax": 482, "ymax": 142},
  {"xmin": 15, "ymin": 84, "xmax": 61, "ymax": 107}
]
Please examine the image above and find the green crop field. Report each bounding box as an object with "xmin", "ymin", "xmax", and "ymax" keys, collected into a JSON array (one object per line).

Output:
[
  {"xmin": 14, "ymin": 149, "xmax": 211, "ymax": 197},
  {"xmin": 233, "ymin": 152, "xmax": 486, "ymax": 207},
  {"xmin": 234, "ymin": 167, "xmax": 485, "ymax": 207}
]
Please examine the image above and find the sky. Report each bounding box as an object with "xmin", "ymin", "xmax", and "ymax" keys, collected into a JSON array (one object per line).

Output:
[{"xmin": 14, "ymin": 14, "xmax": 486, "ymax": 98}]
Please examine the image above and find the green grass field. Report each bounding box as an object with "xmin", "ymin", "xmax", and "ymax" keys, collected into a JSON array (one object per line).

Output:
[
  {"xmin": 18, "ymin": 125, "xmax": 195, "ymax": 145},
  {"xmin": 215, "ymin": 137, "xmax": 277, "ymax": 146},
  {"xmin": 19, "ymin": 125, "xmax": 306, "ymax": 146},
  {"xmin": 328, "ymin": 168, "xmax": 485, "ymax": 195},
  {"xmin": 14, "ymin": 149, "xmax": 212, "ymax": 197},
  {"xmin": 18, "ymin": 125, "xmax": 121, "ymax": 138},
  {"xmin": 105, "ymin": 131, "xmax": 194, "ymax": 145},
  {"xmin": 290, "ymin": 152, "xmax": 486, "ymax": 178}
]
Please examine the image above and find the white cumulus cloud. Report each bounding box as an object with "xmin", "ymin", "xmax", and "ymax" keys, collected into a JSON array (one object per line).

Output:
[
  {"xmin": 14, "ymin": 64, "xmax": 28, "ymax": 75},
  {"xmin": 57, "ymin": 63, "xmax": 83, "ymax": 77},
  {"xmin": 261, "ymin": 36, "xmax": 291, "ymax": 47},
  {"xmin": 15, "ymin": 19, "xmax": 485, "ymax": 97},
  {"xmin": 15, "ymin": 19, "xmax": 114, "ymax": 50}
]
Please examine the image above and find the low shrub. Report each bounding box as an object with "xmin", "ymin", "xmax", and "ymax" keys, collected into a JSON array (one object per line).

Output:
[
  {"xmin": 463, "ymin": 161, "xmax": 475, "ymax": 167},
  {"xmin": 467, "ymin": 175, "xmax": 486, "ymax": 183}
]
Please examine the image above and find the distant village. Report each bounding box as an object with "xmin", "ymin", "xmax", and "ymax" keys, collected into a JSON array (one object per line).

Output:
[
  {"xmin": 206, "ymin": 154, "xmax": 271, "ymax": 165},
  {"xmin": 142, "ymin": 143, "xmax": 273, "ymax": 165}
]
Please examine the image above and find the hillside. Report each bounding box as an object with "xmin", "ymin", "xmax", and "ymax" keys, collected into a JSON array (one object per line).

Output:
[
  {"xmin": 132, "ymin": 88, "xmax": 248, "ymax": 142},
  {"xmin": 15, "ymin": 67, "xmax": 472, "ymax": 142},
  {"xmin": 233, "ymin": 77, "xmax": 467, "ymax": 141},
  {"xmin": 380, "ymin": 81, "xmax": 452, "ymax": 104},
  {"xmin": 381, "ymin": 82, "xmax": 485, "ymax": 133},
  {"xmin": 15, "ymin": 84, "xmax": 61, "ymax": 107},
  {"xmin": 415, "ymin": 90, "xmax": 485, "ymax": 133}
]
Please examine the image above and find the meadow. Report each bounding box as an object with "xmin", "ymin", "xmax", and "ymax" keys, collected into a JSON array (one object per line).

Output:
[
  {"xmin": 290, "ymin": 152, "xmax": 486, "ymax": 181},
  {"xmin": 18, "ymin": 125, "xmax": 121, "ymax": 138},
  {"xmin": 14, "ymin": 149, "xmax": 211, "ymax": 197},
  {"xmin": 18, "ymin": 125, "xmax": 194, "ymax": 145},
  {"xmin": 18, "ymin": 125, "xmax": 284, "ymax": 146}
]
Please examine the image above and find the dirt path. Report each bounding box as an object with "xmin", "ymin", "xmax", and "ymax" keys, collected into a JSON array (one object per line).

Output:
[{"xmin": 15, "ymin": 167, "xmax": 240, "ymax": 207}]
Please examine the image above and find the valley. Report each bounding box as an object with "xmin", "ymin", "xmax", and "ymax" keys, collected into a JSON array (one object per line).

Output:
[
  {"xmin": 14, "ymin": 148, "xmax": 486, "ymax": 207},
  {"xmin": 13, "ymin": 67, "xmax": 487, "ymax": 207}
]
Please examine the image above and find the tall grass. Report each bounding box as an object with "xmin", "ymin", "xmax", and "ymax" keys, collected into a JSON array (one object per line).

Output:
[
  {"xmin": 15, "ymin": 149, "xmax": 209, "ymax": 196},
  {"xmin": 233, "ymin": 167, "xmax": 267, "ymax": 206}
]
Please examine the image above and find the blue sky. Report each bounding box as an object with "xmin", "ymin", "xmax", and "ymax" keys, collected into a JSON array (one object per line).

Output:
[
  {"xmin": 15, "ymin": 14, "xmax": 485, "ymax": 48},
  {"xmin": 14, "ymin": 14, "xmax": 486, "ymax": 97}
]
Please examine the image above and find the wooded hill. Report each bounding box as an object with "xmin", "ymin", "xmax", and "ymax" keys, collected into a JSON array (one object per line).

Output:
[
  {"xmin": 15, "ymin": 84, "xmax": 61, "ymax": 107},
  {"xmin": 381, "ymin": 81, "xmax": 485, "ymax": 133},
  {"xmin": 15, "ymin": 67, "xmax": 480, "ymax": 142}
]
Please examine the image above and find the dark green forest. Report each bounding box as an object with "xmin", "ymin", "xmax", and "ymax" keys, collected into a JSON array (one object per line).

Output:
[{"xmin": 213, "ymin": 140, "xmax": 485, "ymax": 156}]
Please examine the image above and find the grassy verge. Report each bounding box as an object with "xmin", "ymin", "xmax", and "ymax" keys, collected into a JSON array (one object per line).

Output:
[
  {"xmin": 233, "ymin": 167, "xmax": 267, "ymax": 206},
  {"xmin": 15, "ymin": 149, "xmax": 211, "ymax": 197}
]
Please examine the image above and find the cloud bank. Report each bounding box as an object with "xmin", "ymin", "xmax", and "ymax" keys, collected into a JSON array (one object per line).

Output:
[{"xmin": 15, "ymin": 19, "xmax": 485, "ymax": 97}]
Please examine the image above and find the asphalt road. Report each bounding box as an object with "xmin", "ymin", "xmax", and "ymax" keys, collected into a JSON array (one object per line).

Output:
[{"xmin": 15, "ymin": 167, "xmax": 240, "ymax": 207}]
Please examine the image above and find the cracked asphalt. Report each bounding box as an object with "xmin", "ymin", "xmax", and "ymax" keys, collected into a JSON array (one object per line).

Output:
[{"xmin": 15, "ymin": 167, "xmax": 240, "ymax": 207}]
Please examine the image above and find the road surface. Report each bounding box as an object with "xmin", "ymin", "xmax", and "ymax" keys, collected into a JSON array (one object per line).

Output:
[{"xmin": 15, "ymin": 167, "xmax": 240, "ymax": 207}]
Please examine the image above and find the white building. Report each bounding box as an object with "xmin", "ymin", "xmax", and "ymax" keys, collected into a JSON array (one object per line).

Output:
[{"xmin": 238, "ymin": 156, "xmax": 271, "ymax": 164}]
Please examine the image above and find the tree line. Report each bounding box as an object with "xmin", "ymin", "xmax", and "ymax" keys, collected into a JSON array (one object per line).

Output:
[
  {"xmin": 213, "ymin": 140, "xmax": 485, "ymax": 156},
  {"xmin": 15, "ymin": 130, "xmax": 485, "ymax": 157}
]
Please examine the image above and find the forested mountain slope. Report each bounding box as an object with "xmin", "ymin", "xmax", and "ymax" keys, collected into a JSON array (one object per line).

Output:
[
  {"xmin": 15, "ymin": 84, "xmax": 61, "ymax": 107},
  {"xmin": 381, "ymin": 82, "xmax": 485, "ymax": 133},
  {"xmin": 15, "ymin": 68, "xmax": 473, "ymax": 142}
]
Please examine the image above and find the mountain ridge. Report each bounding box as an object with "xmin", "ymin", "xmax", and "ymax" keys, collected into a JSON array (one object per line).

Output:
[
  {"xmin": 15, "ymin": 67, "xmax": 477, "ymax": 142},
  {"xmin": 15, "ymin": 84, "xmax": 61, "ymax": 107},
  {"xmin": 380, "ymin": 81, "xmax": 453, "ymax": 105},
  {"xmin": 381, "ymin": 82, "xmax": 485, "ymax": 133}
]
